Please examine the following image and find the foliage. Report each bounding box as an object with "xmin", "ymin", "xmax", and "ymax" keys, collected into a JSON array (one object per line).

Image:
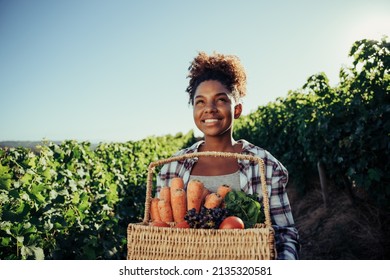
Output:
[
  {"xmin": 234, "ymin": 37, "xmax": 390, "ymax": 208},
  {"xmin": 224, "ymin": 191, "xmax": 264, "ymax": 228},
  {"xmin": 0, "ymin": 131, "xmax": 195, "ymax": 259}
]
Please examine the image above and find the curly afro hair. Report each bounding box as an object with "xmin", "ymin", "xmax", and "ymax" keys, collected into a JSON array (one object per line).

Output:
[{"xmin": 186, "ymin": 51, "xmax": 247, "ymax": 105}]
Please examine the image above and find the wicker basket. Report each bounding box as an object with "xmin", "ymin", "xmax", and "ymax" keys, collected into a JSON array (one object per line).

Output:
[{"xmin": 127, "ymin": 151, "xmax": 276, "ymax": 260}]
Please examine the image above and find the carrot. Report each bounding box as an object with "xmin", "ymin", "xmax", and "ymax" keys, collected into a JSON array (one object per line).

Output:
[
  {"xmin": 151, "ymin": 221, "xmax": 170, "ymax": 227},
  {"xmin": 158, "ymin": 199, "xmax": 174, "ymax": 223},
  {"xmin": 170, "ymin": 177, "xmax": 184, "ymax": 193},
  {"xmin": 174, "ymin": 220, "xmax": 190, "ymax": 228},
  {"xmin": 204, "ymin": 192, "xmax": 223, "ymax": 209},
  {"xmin": 217, "ymin": 184, "xmax": 232, "ymax": 199},
  {"xmin": 200, "ymin": 187, "xmax": 211, "ymax": 205},
  {"xmin": 171, "ymin": 188, "xmax": 187, "ymax": 223},
  {"xmin": 159, "ymin": 186, "xmax": 171, "ymax": 204},
  {"xmin": 150, "ymin": 198, "xmax": 162, "ymax": 222},
  {"xmin": 186, "ymin": 179, "xmax": 204, "ymax": 213}
]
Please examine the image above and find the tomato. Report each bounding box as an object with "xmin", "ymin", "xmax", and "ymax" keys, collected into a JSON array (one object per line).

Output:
[
  {"xmin": 174, "ymin": 221, "xmax": 190, "ymax": 228},
  {"xmin": 151, "ymin": 221, "xmax": 170, "ymax": 227},
  {"xmin": 219, "ymin": 216, "xmax": 245, "ymax": 229}
]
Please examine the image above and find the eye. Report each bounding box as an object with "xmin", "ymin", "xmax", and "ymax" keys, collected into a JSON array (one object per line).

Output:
[
  {"xmin": 194, "ymin": 99, "xmax": 204, "ymax": 106},
  {"xmin": 217, "ymin": 97, "xmax": 228, "ymax": 103}
]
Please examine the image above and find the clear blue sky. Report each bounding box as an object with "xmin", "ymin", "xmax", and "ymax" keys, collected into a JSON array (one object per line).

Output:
[{"xmin": 1, "ymin": 0, "xmax": 389, "ymax": 142}]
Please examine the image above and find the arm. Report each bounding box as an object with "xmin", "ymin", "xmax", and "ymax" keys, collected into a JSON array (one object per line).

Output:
[
  {"xmin": 156, "ymin": 162, "xmax": 176, "ymax": 195},
  {"xmin": 156, "ymin": 155, "xmax": 192, "ymax": 195},
  {"xmin": 273, "ymin": 224, "xmax": 300, "ymax": 260},
  {"xmin": 269, "ymin": 161, "xmax": 300, "ymax": 260}
]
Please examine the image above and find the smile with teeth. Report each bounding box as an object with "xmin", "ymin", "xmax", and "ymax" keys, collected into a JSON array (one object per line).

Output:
[{"xmin": 203, "ymin": 119, "xmax": 219, "ymax": 123}]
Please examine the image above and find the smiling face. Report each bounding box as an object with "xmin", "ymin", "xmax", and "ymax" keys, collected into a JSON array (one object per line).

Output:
[{"xmin": 193, "ymin": 80, "xmax": 242, "ymax": 139}]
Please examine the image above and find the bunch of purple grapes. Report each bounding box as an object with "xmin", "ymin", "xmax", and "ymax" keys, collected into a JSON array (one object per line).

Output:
[{"xmin": 184, "ymin": 206, "xmax": 228, "ymax": 229}]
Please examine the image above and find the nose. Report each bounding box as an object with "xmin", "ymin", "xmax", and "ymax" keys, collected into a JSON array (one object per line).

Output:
[{"xmin": 204, "ymin": 101, "xmax": 217, "ymax": 113}]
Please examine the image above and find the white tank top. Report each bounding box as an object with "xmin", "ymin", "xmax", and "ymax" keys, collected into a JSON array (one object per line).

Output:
[{"xmin": 189, "ymin": 170, "xmax": 241, "ymax": 193}]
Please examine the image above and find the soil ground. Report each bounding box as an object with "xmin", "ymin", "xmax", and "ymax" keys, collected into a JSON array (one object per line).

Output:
[{"xmin": 288, "ymin": 179, "xmax": 390, "ymax": 260}]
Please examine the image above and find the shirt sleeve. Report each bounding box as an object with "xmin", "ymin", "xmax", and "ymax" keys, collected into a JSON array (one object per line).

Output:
[
  {"xmin": 273, "ymin": 225, "xmax": 300, "ymax": 260},
  {"xmin": 156, "ymin": 163, "xmax": 170, "ymax": 189},
  {"xmin": 156, "ymin": 149, "xmax": 192, "ymax": 194},
  {"xmin": 268, "ymin": 160, "xmax": 300, "ymax": 260},
  {"xmin": 156, "ymin": 161, "xmax": 179, "ymax": 194}
]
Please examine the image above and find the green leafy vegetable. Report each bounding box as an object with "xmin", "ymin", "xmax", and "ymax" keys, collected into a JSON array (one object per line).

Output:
[{"xmin": 224, "ymin": 190, "xmax": 265, "ymax": 228}]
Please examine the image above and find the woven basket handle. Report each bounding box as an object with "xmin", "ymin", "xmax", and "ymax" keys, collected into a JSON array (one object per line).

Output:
[{"xmin": 144, "ymin": 151, "xmax": 272, "ymax": 227}]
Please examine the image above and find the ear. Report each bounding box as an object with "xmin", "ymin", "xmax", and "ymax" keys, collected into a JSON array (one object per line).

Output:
[{"xmin": 234, "ymin": 103, "xmax": 242, "ymax": 119}]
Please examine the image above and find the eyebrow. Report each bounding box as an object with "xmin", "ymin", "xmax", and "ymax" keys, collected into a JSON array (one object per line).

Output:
[{"xmin": 194, "ymin": 92, "xmax": 229, "ymax": 99}]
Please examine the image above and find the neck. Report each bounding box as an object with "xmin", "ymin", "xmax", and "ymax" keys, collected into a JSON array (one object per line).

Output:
[{"xmin": 201, "ymin": 135, "xmax": 237, "ymax": 152}]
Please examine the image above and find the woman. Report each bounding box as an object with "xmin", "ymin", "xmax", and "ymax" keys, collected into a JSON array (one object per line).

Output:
[{"xmin": 157, "ymin": 51, "xmax": 300, "ymax": 260}]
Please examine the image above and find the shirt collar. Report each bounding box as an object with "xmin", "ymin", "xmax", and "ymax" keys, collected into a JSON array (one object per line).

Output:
[
  {"xmin": 186, "ymin": 139, "xmax": 257, "ymax": 155},
  {"xmin": 185, "ymin": 140, "xmax": 204, "ymax": 153},
  {"xmin": 237, "ymin": 139, "xmax": 258, "ymax": 155}
]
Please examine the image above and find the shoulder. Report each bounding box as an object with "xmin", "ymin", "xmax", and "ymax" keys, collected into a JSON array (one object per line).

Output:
[
  {"xmin": 238, "ymin": 139, "xmax": 287, "ymax": 173},
  {"xmin": 157, "ymin": 140, "xmax": 204, "ymax": 187},
  {"xmin": 160, "ymin": 140, "xmax": 203, "ymax": 170},
  {"xmin": 238, "ymin": 139, "xmax": 275, "ymax": 159},
  {"xmin": 172, "ymin": 140, "xmax": 204, "ymax": 156}
]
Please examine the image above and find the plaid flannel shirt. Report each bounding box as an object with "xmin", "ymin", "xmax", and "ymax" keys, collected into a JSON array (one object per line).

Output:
[{"xmin": 157, "ymin": 139, "xmax": 300, "ymax": 260}]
